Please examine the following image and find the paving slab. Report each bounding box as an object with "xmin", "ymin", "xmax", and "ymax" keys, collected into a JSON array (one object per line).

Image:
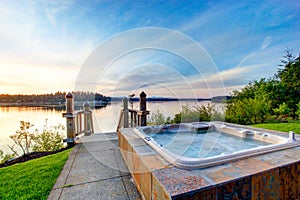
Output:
[
  {"xmin": 78, "ymin": 139, "xmax": 119, "ymax": 153},
  {"xmin": 48, "ymin": 133, "xmax": 141, "ymax": 200},
  {"xmin": 80, "ymin": 132, "xmax": 118, "ymax": 143},
  {"xmin": 58, "ymin": 177, "xmax": 130, "ymax": 200}
]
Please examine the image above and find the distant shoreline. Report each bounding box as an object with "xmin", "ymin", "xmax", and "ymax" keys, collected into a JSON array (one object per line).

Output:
[
  {"xmin": 129, "ymin": 98, "xmax": 212, "ymax": 102},
  {"xmin": 115, "ymin": 96, "xmax": 230, "ymax": 102},
  {"xmin": 0, "ymin": 102, "xmax": 65, "ymax": 107},
  {"xmin": 0, "ymin": 101, "xmax": 108, "ymax": 108},
  {"xmin": 0, "ymin": 96, "xmax": 230, "ymax": 107}
]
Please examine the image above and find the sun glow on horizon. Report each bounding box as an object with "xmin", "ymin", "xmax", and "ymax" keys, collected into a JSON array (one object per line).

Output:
[{"xmin": 0, "ymin": 1, "xmax": 299, "ymax": 96}]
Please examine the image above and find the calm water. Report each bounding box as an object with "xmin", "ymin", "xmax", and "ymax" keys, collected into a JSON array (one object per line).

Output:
[
  {"xmin": 150, "ymin": 130, "xmax": 271, "ymax": 158},
  {"xmin": 0, "ymin": 101, "xmax": 210, "ymax": 153}
]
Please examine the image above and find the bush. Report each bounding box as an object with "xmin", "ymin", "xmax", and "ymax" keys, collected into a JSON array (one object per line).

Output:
[
  {"xmin": 9, "ymin": 121, "xmax": 37, "ymax": 156},
  {"xmin": 273, "ymin": 102, "xmax": 291, "ymax": 120},
  {"xmin": 173, "ymin": 104, "xmax": 224, "ymax": 123},
  {"xmin": 296, "ymin": 102, "xmax": 300, "ymax": 120},
  {"xmin": 148, "ymin": 110, "xmax": 167, "ymax": 125},
  {"xmin": 0, "ymin": 150, "xmax": 4, "ymax": 163},
  {"xmin": 6, "ymin": 120, "xmax": 65, "ymax": 157},
  {"xmin": 32, "ymin": 124, "xmax": 64, "ymax": 152},
  {"xmin": 226, "ymin": 97, "xmax": 271, "ymax": 125},
  {"xmin": 0, "ymin": 149, "xmax": 16, "ymax": 164},
  {"xmin": 148, "ymin": 104, "xmax": 224, "ymax": 125},
  {"xmin": 173, "ymin": 105, "xmax": 200, "ymax": 123}
]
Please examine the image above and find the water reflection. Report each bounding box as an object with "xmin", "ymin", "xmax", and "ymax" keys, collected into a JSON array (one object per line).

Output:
[{"xmin": 0, "ymin": 101, "xmax": 210, "ymax": 153}]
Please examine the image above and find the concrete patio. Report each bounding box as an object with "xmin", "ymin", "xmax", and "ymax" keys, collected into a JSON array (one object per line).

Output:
[{"xmin": 48, "ymin": 132, "xmax": 141, "ymax": 200}]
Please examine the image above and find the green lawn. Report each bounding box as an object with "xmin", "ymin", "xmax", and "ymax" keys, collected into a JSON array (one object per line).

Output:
[
  {"xmin": 0, "ymin": 148, "xmax": 72, "ymax": 200},
  {"xmin": 251, "ymin": 122, "xmax": 300, "ymax": 134}
]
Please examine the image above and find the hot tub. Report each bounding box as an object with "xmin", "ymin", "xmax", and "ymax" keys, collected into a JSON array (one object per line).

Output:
[{"xmin": 134, "ymin": 122, "xmax": 300, "ymax": 169}]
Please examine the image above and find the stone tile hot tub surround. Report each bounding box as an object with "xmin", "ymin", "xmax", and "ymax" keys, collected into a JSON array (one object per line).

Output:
[{"xmin": 118, "ymin": 123, "xmax": 300, "ymax": 199}]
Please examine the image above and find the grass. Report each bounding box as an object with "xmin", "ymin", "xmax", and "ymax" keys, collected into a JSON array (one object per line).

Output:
[
  {"xmin": 0, "ymin": 148, "xmax": 72, "ymax": 200},
  {"xmin": 251, "ymin": 121, "xmax": 300, "ymax": 134}
]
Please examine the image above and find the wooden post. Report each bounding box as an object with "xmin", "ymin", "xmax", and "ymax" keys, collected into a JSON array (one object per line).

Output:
[
  {"xmin": 133, "ymin": 111, "xmax": 137, "ymax": 126},
  {"xmin": 130, "ymin": 111, "xmax": 134, "ymax": 127},
  {"xmin": 64, "ymin": 92, "xmax": 76, "ymax": 147},
  {"xmin": 123, "ymin": 98, "xmax": 129, "ymax": 128},
  {"xmin": 140, "ymin": 91, "xmax": 146, "ymax": 111},
  {"xmin": 138, "ymin": 91, "xmax": 149, "ymax": 126},
  {"xmin": 83, "ymin": 102, "xmax": 93, "ymax": 136}
]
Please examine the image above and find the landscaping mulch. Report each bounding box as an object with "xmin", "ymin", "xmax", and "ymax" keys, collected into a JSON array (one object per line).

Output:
[{"xmin": 0, "ymin": 147, "xmax": 72, "ymax": 168}]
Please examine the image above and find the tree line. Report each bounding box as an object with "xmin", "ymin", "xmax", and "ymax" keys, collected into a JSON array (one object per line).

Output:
[
  {"xmin": 226, "ymin": 49, "xmax": 300, "ymax": 124},
  {"xmin": 0, "ymin": 91, "xmax": 110, "ymax": 104}
]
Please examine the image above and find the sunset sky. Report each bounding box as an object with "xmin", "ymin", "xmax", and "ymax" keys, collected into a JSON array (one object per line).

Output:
[{"xmin": 0, "ymin": 0, "xmax": 299, "ymax": 98}]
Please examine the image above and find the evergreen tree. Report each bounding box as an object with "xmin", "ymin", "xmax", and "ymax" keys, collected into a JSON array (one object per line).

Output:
[
  {"xmin": 226, "ymin": 49, "xmax": 300, "ymax": 124},
  {"xmin": 277, "ymin": 51, "xmax": 300, "ymax": 118}
]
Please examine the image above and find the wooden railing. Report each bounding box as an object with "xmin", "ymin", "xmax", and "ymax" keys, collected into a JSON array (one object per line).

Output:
[
  {"xmin": 116, "ymin": 92, "xmax": 149, "ymax": 132},
  {"xmin": 117, "ymin": 108, "xmax": 138, "ymax": 131},
  {"xmin": 63, "ymin": 93, "xmax": 94, "ymax": 147},
  {"xmin": 73, "ymin": 104, "xmax": 94, "ymax": 136}
]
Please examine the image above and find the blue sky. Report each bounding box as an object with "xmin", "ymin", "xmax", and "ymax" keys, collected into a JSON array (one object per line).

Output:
[{"xmin": 0, "ymin": 0, "xmax": 299, "ymax": 98}]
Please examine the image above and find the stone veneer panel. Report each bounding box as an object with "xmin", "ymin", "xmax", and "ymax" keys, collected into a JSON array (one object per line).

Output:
[
  {"xmin": 205, "ymin": 157, "xmax": 275, "ymax": 184},
  {"xmin": 152, "ymin": 174, "xmax": 171, "ymax": 200},
  {"xmin": 152, "ymin": 167, "xmax": 210, "ymax": 197},
  {"xmin": 251, "ymin": 168, "xmax": 280, "ymax": 200},
  {"xmin": 119, "ymin": 128, "xmax": 300, "ymax": 200},
  {"xmin": 279, "ymin": 162, "xmax": 300, "ymax": 199}
]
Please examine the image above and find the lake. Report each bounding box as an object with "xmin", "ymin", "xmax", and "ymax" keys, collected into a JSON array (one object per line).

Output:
[{"xmin": 0, "ymin": 100, "xmax": 210, "ymax": 153}]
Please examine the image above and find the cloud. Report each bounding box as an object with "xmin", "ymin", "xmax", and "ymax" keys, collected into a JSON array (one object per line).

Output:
[
  {"xmin": 76, "ymin": 26, "xmax": 287, "ymax": 97},
  {"xmin": 75, "ymin": 28, "xmax": 221, "ymax": 93},
  {"xmin": 0, "ymin": 60, "xmax": 78, "ymax": 94},
  {"xmin": 261, "ymin": 36, "xmax": 272, "ymax": 50},
  {"xmin": 179, "ymin": 2, "xmax": 243, "ymax": 34},
  {"xmin": 176, "ymin": 0, "xmax": 300, "ymax": 75},
  {"xmin": 43, "ymin": 0, "xmax": 74, "ymax": 26},
  {"xmin": 99, "ymin": 63, "xmax": 192, "ymax": 95},
  {"xmin": 179, "ymin": 64, "xmax": 267, "ymax": 97},
  {"xmin": 1, "ymin": 0, "xmax": 300, "ymax": 96},
  {"xmin": 0, "ymin": 1, "xmax": 97, "ymax": 94}
]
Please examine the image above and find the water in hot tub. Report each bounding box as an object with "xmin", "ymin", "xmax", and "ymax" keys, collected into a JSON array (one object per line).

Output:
[{"xmin": 149, "ymin": 130, "xmax": 271, "ymax": 158}]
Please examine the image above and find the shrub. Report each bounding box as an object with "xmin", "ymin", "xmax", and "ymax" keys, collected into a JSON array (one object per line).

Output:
[
  {"xmin": 173, "ymin": 105, "xmax": 200, "ymax": 123},
  {"xmin": 173, "ymin": 104, "xmax": 224, "ymax": 123},
  {"xmin": 296, "ymin": 102, "xmax": 300, "ymax": 121},
  {"xmin": 7, "ymin": 120, "xmax": 65, "ymax": 157},
  {"xmin": 273, "ymin": 102, "xmax": 291, "ymax": 117},
  {"xmin": 0, "ymin": 149, "xmax": 16, "ymax": 164},
  {"xmin": 226, "ymin": 97, "xmax": 271, "ymax": 125},
  {"xmin": 149, "ymin": 110, "xmax": 167, "ymax": 125},
  {"xmin": 32, "ymin": 124, "xmax": 64, "ymax": 152},
  {"xmin": 9, "ymin": 121, "xmax": 37, "ymax": 156}
]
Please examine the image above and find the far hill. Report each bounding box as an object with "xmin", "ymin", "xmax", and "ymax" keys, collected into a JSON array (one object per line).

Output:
[
  {"xmin": 0, "ymin": 92, "xmax": 231, "ymax": 106},
  {"xmin": 110, "ymin": 96, "xmax": 214, "ymax": 102},
  {"xmin": 0, "ymin": 91, "xmax": 110, "ymax": 107},
  {"xmin": 211, "ymin": 96, "xmax": 232, "ymax": 102}
]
